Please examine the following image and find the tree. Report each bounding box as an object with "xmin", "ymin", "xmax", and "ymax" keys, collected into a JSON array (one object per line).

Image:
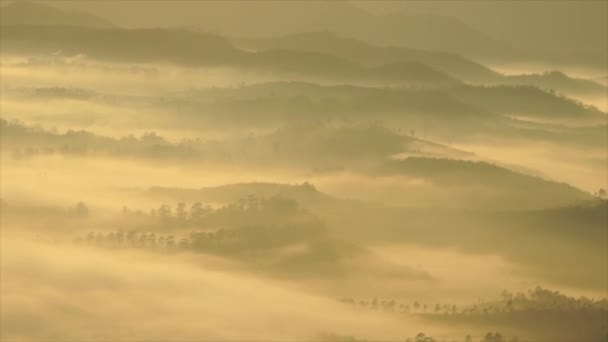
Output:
[
  {"xmin": 175, "ymin": 202, "xmax": 187, "ymax": 221},
  {"xmin": 126, "ymin": 230, "xmax": 137, "ymax": 245},
  {"xmin": 95, "ymin": 232, "xmax": 104, "ymax": 246},
  {"xmin": 116, "ymin": 230, "xmax": 125, "ymax": 246},
  {"xmin": 413, "ymin": 301, "xmax": 420, "ymax": 311},
  {"xmin": 414, "ymin": 333, "xmax": 435, "ymax": 342},
  {"xmin": 71, "ymin": 201, "xmax": 89, "ymax": 218},
  {"xmin": 190, "ymin": 202, "xmax": 209, "ymax": 220},
  {"xmin": 147, "ymin": 233, "xmax": 157, "ymax": 248},
  {"xmin": 166, "ymin": 235, "xmax": 176, "ymax": 249},
  {"xmin": 158, "ymin": 204, "xmax": 172, "ymax": 219},
  {"xmin": 484, "ymin": 332, "xmax": 504, "ymax": 342},
  {"xmin": 86, "ymin": 232, "xmax": 95, "ymax": 244},
  {"xmin": 178, "ymin": 238, "xmax": 190, "ymax": 249}
]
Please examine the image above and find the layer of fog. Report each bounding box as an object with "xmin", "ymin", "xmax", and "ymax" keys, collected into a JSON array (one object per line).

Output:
[
  {"xmin": 369, "ymin": 243, "xmax": 607, "ymax": 302},
  {"xmin": 449, "ymin": 141, "xmax": 607, "ymax": 193},
  {"xmin": 2, "ymin": 50, "xmax": 606, "ymax": 341},
  {"xmin": 1, "ymin": 237, "xmax": 439, "ymax": 341},
  {"xmin": 487, "ymin": 62, "xmax": 608, "ymax": 111}
]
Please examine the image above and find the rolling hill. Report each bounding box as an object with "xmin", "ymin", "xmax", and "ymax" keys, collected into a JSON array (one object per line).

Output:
[
  {"xmin": 0, "ymin": 1, "xmax": 115, "ymax": 28},
  {"xmin": 0, "ymin": 25, "xmax": 459, "ymax": 87},
  {"xmin": 233, "ymin": 31, "xmax": 501, "ymax": 83},
  {"xmin": 233, "ymin": 32, "xmax": 607, "ymax": 96}
]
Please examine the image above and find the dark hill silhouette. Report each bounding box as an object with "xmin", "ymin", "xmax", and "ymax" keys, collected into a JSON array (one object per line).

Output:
[
  {"xmin": 452, "ymin": 85, "xmax": 606, "ymax": 121},
  {"xmin": 355, "ymin": 1, "xmax": 607, "ymax": 64},
  {"xmin": 378, "ymin": 157, "xmax": 591, "ymax": 210},
  {"xmin": 42, "ymin": 0, "xmax": 513, "ymax": 60},
  {"xmin": 233, "ymin": 32, "xmax": 607, "ymax": 96},
  {"xmin": 499, "ymin": 200, "xmax": 608, "ymax": 232},
  {"xmin": 233, "ymin": 31, "xmax": 501, "ymax": 83},
  {"xmin": 367, "ymin": 62, "xmax": 459, "ymax": 86},
  {"xmin": 0, "ymin": 25, "xmax": 242, "ymax": 65},
  {"xmin": 17, "ymin": 1, "xmax": 607, "ymax": 69},
  {"xmin": 0, "ymin": 1, "xmax": 115, "ymax": 28},
  {"xmin": 184, "ymin": 81, "xmax": 605, "ymax": 125},
  {"xmin": 0, "ymin": 25, "xmax": 459, "ymax": 87},
  {"xmin": 504, "ymin": 71, "xmax": 607, "ymax": 97}
]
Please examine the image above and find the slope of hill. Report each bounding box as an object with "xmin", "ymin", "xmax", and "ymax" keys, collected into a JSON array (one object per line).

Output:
[
  {"xmin": 38, "ymin": 0, "xmax": 515, "ymax": 60},
  {"xmin": 377, "ymin": 157, "xmax": 591, "ymax": 210},
  {"xmin": 181, "ymin": 81, "xmax": 604, "ymax": 126},
  {"xmin": 15, "ymin": 0, "xmax": 607, "ymax": 69},
  {"xmin": 233, "ymin": 31, "xmax": 501, "ymax": 83},
  {"xmin": 0, "ymin": 1, "xmax": 115, "ymax": 28},
  {"xmin": 233, "ymin": 32, "xmax": 607, "ymax": 96},
  {"xmin": 0, "ymin": 25, "xmax": 459, "ymax": 87},
  {"xmin": 139, "ymin": 157, "xmax": 593, "ymax": 212},
  {"xmin": 451, "ymin": 85, "xmax": 606, "ymax": 122},
  {"xmin": 504, "ymin": 71, "xmax": 607, "ymax": 97},
  {"xmin": 595, "ymin": 76, "xmax": 608, "ymax": 87},
  {"xmin": 0, "ymin": 25, "xmax": 242, "ymax": 65},
  {"xmin": 354, "ymin": 1, "xmax": 608, "ymax": 60}
]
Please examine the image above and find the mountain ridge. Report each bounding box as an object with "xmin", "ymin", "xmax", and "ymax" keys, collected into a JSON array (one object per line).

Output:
[{"xmin": 0, "ymin": 1, "xmax": 116, "ymax": 28}]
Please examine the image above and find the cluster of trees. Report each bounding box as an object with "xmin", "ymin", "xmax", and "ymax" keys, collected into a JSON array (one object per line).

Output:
[
  {"xmin": 67, "ymin": 201, "xmax": 89, "ymax": 218},
  {"xmin": 75, "ymin": 220, "xmax": 326, "ymax": 255},
  {"xmin": 593, "ymin": 188, "xmax": 607, "ymax": 200},
  {"xmin": 318, "ymin": 331, "xmax": 521, "ymax": 342},
  {"xmin": 68, "ymin": 195, "xmax": 339, "ymax": 266},
  {"xmin": 74, "ymin": 230, "xmax": 187, "ymax": 250},
  {"xmin": 338, "ymin": 297, "xmax": 459, "ymax": 315},
  {"xmin": 141, "ymin": 202, "xmax": 213, "ymax": 222},
  {"xmin": 407, "ymin": 332, "xmax": 516, "ymax": 342},
  {"xmin": 2, "ymin": 117, "xmax": 415, "ymax": 165},
  {"xmin": 75, "ymin": 197, "xmax": 328, "ymax": 259},
  {"xmin": 122, "ymin": 195, "xmax": 318, "ymax": 230},
  {"xmin": 336, "ymin": 288, "xmax": 607, "ymax": 341},
  {"xmin": 339, "ymin": 287, "xmax": 608, "ymax": 316},
  {"xmin": 487, "ymin": 287, "xmax": 608, "ymax": 313},
  {"xmin": 1, "ymin": 118, "xmax": 198, "ymax": 161},
  {"xmin": 73, "ymin": 196, "xmax": 343, "ymax": 269}
]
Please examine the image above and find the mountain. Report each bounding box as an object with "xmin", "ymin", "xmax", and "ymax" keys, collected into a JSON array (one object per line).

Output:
[
  {"xmin": 183, "ymin": 81, "xmax": 605, "ymax": 126},
  {"xmin": 41, "ymin": 1, "xmax": 513, "ymax": 60},
  {"xmin": 13, "ymin": 1, "xmax": 607, "ymax": 69},
  {"xmin": 504, "ymin": 71, "xmax": 607, "ymax": 97},
  {"xmin": 451, "ymin": 85, "xmax": 606, "ymax": 123},
  {"xmin": 233, "ymin": 31, "xmax": 501, "ymax": 83},
  {"xmin": 0, "ymin": 1, "xmax": 115, "ymax": 28},
  {"xmin": 354, "ymin": 1, "xmax": 608, "ymax": 62},
  {"xmin": 233, "ymin": 32, "xmax": 608, "ymax": 97},
  {"xmin": 352, "ymin": 12, "xmax": 511, "ymax": 59},
  {"xmin": 378, "ymin": 157, "xmax": 591, "ymax": 210},
  {"xmin": 146, "ymin": 158, "xmax": 592, "ymax": 212},
  {"xmin": 0, "ymin": 25, "xmax": 459, "ymax": 87},
  {"xmin": 0, "ymin": 25, "xmax": 242, "ymax": 65}
]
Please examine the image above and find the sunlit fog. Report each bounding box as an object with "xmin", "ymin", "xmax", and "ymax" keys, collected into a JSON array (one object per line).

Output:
[{"xmin": 0, "ymin": 1, "xmax": 607, "ymax": 341}]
